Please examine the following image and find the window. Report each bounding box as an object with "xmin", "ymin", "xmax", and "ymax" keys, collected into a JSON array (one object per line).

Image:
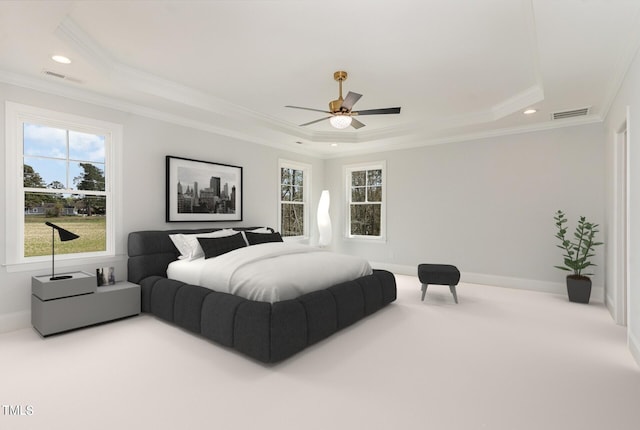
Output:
[
  {"xmin": 279, "ymin": 160, "xmax": 311, "ymax": 239},
  {"xmin": 346, "ymin": 162, "xmax": 386, "ymax": 240},
  {"xmin": 5, "ymin": 102, "xmax": 122, "ymax": 267}
]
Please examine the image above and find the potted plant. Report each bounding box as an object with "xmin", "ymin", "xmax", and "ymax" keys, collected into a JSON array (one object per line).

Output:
[{"xmin": 553, "ymin": 210, "xmax": 603, "ymax": 303}]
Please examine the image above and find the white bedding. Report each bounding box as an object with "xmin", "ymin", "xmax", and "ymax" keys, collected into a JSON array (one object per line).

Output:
[{"xmin": 166, "ymin": 242, "xmax": 372, "ymax": 303}]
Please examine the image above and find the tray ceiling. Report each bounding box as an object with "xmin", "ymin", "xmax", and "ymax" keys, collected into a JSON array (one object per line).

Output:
[{"xmin": 0, "ymin": 0, "xmax": 639, "ymax": 156}]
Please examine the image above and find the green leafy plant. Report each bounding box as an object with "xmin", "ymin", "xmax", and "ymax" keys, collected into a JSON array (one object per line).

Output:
[{"xmin": 554, "ymin": 210, "xmax": 603, "ymax": 277}]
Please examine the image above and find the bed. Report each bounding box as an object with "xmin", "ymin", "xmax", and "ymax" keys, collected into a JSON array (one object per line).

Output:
[{"xmin": 127, "ymin": 227, "xmax": 396, "ymax": 363}]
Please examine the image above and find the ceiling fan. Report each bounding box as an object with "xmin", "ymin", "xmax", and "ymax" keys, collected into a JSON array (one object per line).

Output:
[{"xmin": 285, "ymin": 71, "xmax": 401, "ymax": 130}]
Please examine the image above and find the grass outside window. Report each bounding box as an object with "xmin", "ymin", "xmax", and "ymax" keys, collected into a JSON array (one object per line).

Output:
[{"xmin": 24, "ymin": 216, "xmax": 106, "ymax": 257}]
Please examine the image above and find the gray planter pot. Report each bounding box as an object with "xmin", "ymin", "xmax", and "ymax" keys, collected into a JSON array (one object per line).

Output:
[{"xmin": 566, "ymin": 275, "xmax": 591, "ymax": 304}]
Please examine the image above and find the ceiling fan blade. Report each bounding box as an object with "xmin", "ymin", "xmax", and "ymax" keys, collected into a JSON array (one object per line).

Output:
[
  {"xmin": 299, "ymin": 116, "xmax": 332, "ymax": 127},
  {"xmin": 285, "ymin": 105, "xmax": 332, "ymax": 114},
  {"xmin": 341, "ymin": 91, "xmax": 362, "ymax": 111},
  {"xmin": 353, "ymin": 107, "xmax": 401, "ymax": 116},
  {"xmin": 351, "ymin": 118, "xmax": 366, "ymax": 129}
]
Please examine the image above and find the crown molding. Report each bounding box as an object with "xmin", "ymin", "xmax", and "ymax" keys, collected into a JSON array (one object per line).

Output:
[
  {"xmin": 0, "ymin": 5, "xmax": 611, "ymax": 160},
  {"xmin": 0, "ymin": 65, "xmax": 603, "ymax": 159},
  {"xmin": 57, "ymin": 18, "xmax": 428, "ymax": 145},
  {"xmin": 320, "ymin": 114, "xmax": 603, "ymax": 159},
  {"xmin": 0, "ymin": 68, "xmax": 326, "ymax": 158},
  {"xmin": 52, "ymin": 15, "xmax": 555, "ymax": 149},
  {"xmin": 55, "ymin": 16, "xmax": 114, "ymax": 73},
  {"xmin": 491, "ymin": 84, "xmax": 544, "ymax": 120},
  {"xmin": 0, "ymin": 67, "xmax": 603, "ymax": 161},
  {"xmin": 56, "ymin": 18, "xmax": 292, "ymax": 128}
]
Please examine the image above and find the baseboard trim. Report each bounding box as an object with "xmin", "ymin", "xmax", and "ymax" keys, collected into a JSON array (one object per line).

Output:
[
  {"xmin": 605, "ymin": 292, "xmax": 619, "ymax": 323},
  {"xmin": 370, "ymin": 262, "xmax": 604, "ymax": 302},
  {"xmin": 370, "ymin": 262, "xmax": 418, "ymax": 277},
  {"xmin": 0, "ymin": 310, "xmax": 30, "ymax": 334},
  {"xmin": 629, "ymin": 330, "xmax": 640, "ymax": 368}
]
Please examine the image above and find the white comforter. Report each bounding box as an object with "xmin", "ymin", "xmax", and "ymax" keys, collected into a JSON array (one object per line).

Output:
[{"xmin": 166, "ymin": 242, "xmax": 373, "ymax": 303}]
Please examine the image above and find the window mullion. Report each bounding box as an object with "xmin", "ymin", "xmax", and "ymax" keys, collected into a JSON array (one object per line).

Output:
[
  {"xmin": 23, "ymin": 187, "xmax": 107, "ymax": 196},
  {"xmin": 66, "ymin": 129, "xmax": 70, "ymax": 189}
]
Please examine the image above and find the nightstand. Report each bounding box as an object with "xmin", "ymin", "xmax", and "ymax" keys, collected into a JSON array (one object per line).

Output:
[{"xmin": 31, "ymin": 272, "xmax": 140, "ymax": 336}]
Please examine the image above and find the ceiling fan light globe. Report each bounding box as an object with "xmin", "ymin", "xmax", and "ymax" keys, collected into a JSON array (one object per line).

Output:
[{"xmin": 329, "ymin": 115, "xmax": 352, "ymax": 129}]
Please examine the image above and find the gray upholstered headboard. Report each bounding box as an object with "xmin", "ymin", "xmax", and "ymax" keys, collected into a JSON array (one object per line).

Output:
[{"xmin": 127, "ymin": 227, "xmax": 271, "ymax": 284}]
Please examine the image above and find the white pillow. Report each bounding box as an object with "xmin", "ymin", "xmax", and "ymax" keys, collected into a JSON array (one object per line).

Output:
[
  {"xmin": 169, "ymin": 234, "xmax": 191, "ymax": 258},
  {"xmin": 172, "ymin": 229, "xmax": 237, "ymax": 260}
]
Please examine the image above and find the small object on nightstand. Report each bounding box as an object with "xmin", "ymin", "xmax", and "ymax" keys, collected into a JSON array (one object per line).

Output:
[{"xmin": 96, "ymin": 266, "xmax": 116, "ymax": 286}]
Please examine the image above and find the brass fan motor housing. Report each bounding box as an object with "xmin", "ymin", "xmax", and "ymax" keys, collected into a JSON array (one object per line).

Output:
[{"xmin": 329, "ymin": 99, "xmax": 343, "ymax": 112}]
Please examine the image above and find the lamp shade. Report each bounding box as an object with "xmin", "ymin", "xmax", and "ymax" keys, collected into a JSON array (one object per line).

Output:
[
  {"xmin": 329, "ymin": 115, "xmax": 352, "ymax": 129},
  {"xmin": 317, "ymin": 190, "xmax": 332, "ymax": 247},
  {"xmin": 46, "ymin": 222, "xmax": 79, "ymax": 241}
]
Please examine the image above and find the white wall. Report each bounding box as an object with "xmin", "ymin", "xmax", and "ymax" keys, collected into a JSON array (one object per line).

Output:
[
  {"xmin": 0, "ymin": 82, "xmax": 324, "ymax": 333},
  {"xmin": 0, "ymin": 81, "xmax": 616, "ymax": 341},
  {"xmin": 604, "ymin": 44, "xmax": 640, "ymax": 367},
  {"xmin": 324, "ymin": 123, "xmax": 606, "ymax": 295}
]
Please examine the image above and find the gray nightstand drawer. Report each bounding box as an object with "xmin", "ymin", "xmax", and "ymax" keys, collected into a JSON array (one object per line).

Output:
[{"xmin": 32, "ymin": 271, "xmax": 96, "ymax": 300}]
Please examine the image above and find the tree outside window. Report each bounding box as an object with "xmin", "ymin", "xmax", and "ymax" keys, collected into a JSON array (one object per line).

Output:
[{"xmin": 279, "ymin": 160, "xmax": 310, "ymax": 238}]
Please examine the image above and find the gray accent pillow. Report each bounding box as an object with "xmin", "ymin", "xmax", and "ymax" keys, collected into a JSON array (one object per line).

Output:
[{"xmin": 245, "ymin": 231, "xmax": 283, "ymax": 245}]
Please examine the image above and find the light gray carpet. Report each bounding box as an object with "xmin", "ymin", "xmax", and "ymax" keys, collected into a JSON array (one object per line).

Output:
[{"xmin": 1, "ymin": 274, "xmax": 639, "ymax": 430}]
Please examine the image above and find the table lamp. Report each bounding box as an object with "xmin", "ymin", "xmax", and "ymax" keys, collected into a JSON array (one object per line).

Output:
[{"xmin": 45, "ymin": 221, "xmax": 80, "ymax": 280}]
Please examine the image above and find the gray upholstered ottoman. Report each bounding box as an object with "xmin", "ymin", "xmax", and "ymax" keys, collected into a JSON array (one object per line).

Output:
[{"xmin": 417, "ymin": 264, "xmax": 461, "ymax": 303}]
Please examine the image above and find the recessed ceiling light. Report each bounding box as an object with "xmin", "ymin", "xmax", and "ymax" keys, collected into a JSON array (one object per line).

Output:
[
  {"xmin": 331, "ymin": 143, "xmax": 338, "ymax": 147},
  {"xmin": 51, "ymin": 55, "xmax": 71, "ymax": 64},
  {"xmin": 523, "ymin": 109, "xmax": 537, "ymax": 115}
]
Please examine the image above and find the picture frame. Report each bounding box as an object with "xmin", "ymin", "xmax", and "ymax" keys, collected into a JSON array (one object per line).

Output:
[
  {"xmin": 166, "ymin": 156, "xmax": 243, "ymax": 222},
  {"xmin": 96, "ymin": 267, "xmax": 115, "ymax": 287}
]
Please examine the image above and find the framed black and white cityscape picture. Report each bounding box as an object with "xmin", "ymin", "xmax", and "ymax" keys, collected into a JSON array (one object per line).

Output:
[{"xmin": 166, "ymin": 156, "xmax": 243, "ymax": 222}]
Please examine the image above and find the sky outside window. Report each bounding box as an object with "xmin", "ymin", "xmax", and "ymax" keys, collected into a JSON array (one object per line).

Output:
[{"xmin": 23, "ymin": 123, "xmax": 105, "ymax": 188}]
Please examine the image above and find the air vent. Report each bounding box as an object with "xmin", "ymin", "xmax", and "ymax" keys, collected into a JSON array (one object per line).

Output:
[
  {"xmin": 42, "ymin": 70, "xmax": 83, "ymax": 84},
  {"xmin": 551, "ymin": 107, "xmax": 590, "ymax": 120}
]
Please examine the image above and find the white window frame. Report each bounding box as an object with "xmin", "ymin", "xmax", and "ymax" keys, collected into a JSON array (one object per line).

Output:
[
  {"xmin": 5, "ymin": 102, "xmax": 123, "ymax": 270},
  {"xmin": 345, "ymin": 161, "xmax": 386, "ymax": 242},
  {"xmin": 278, "ymin": 159, "xmax": 311, "ymax": 241}
]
